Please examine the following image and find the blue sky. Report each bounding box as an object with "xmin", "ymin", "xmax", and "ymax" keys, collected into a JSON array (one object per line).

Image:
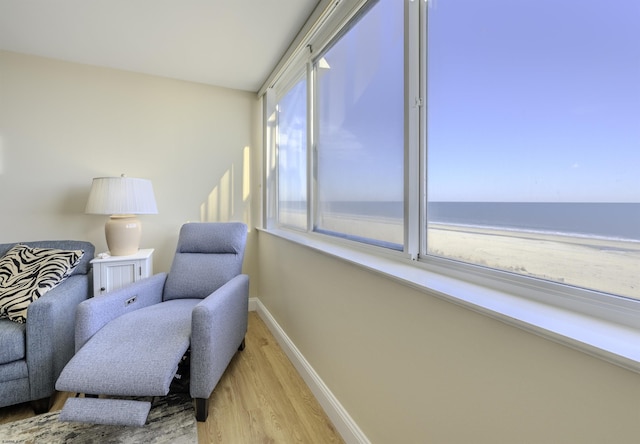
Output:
[
  {"xmin": 279, "ymin": 0, "xmax": 639, "ymax": 204},
  {"xmin": 315, "ymin": 0, "xmax": 404, "ymax": 203},
  {"xmin": 428, "ymin": 0, "xmax": 640, "ymax": 202}
]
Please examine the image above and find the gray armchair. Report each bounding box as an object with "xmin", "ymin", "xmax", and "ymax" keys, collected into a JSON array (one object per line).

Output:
[
  {"xmin": 56, "ymin": 222, "xmax": 249, "ymax": 425},
  {"xmin": 0, "ymin": 240, "xmax": 95, "ymax": 413}
]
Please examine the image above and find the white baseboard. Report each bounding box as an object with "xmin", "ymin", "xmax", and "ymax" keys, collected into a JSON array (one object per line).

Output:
[
  {"xmin": 248, "ymin": 296, "xmax": 259, "ymax": 312},
  {"xmin": 249, "ymin": 297, "xmax": 371, "ymax": 444}
]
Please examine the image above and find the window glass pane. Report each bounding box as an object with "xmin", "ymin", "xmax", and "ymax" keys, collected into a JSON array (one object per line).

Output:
[
  {"xmin": 277, "ymin": 78, "xmax": 308, "ymax": 229},
  {"xmin": 265, "ymin": 108, "xmax": 277, "ymax": 225},
  {"xmin": 315, "ymin": 0, "xmax": 404, "ymax": 248},
  {"xmin": 427, "ymin": 0, "xmax": 640, "ymax": 298}
]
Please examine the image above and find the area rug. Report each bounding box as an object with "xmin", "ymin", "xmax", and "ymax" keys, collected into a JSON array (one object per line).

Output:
[{"xmin": 0, "ymin": 393, "xmax": 197, "ymax": 444}]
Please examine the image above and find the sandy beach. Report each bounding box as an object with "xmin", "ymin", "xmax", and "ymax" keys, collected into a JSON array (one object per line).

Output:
[
  {"xmin": 282, "ymin": 210, "xmax": 640, "ymax": 300},
  {"xmin": 427, "ymin": 224, "xmax": 640, "ymax": 300}
]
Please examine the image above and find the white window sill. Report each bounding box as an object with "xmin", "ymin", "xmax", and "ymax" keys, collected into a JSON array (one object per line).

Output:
[{"xmin": 259, "ymin": 227, "xmax": 640, "ymax": 374}]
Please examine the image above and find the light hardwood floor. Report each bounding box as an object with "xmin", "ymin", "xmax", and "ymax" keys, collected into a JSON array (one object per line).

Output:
[{"xmin": 0, "ymin": 312, "xmax": 345, "ymax": 444}]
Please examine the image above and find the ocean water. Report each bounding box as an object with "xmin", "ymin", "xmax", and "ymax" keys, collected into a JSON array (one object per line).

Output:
[
  {"xmin": 428, "ymin": 202, "xmax": 640, "ymax": 241},
  {"xmin": 310, "ymin": 201, "xmax": 640, "ymax": 241}
]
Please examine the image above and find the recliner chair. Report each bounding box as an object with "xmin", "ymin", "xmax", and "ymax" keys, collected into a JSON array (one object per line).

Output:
[{"xmin": 56, "ymin": 222, "xmax": 249, "ymax": 425}]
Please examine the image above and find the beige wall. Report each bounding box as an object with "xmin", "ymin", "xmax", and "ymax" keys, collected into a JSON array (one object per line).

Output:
[
  {"xmin": 0, "ymin": 50, "xmax": 260, "ymax": 289},
  {"xmin": 257, "ymin": 231, "xmax": 640, "ymax": 443}
]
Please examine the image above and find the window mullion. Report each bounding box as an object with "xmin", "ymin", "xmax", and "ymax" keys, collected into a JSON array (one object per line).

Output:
[
  {"xmin": 405, "ymin": 0, "xmax": 421, "ymax": 259},
  {"xmin": 418, "ymin": 0, "xmax": 428, "ymax": 256}
]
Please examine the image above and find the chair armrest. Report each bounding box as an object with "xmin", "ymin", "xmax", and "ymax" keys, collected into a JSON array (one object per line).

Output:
[
  {"xmin": 75, "ymin": 273, "xmax": 167, "ymax": 351},
  {"xmin": 190, "ymin": 274, "xmax": 249, "ymax": 399},
  {"xmin": 26, "ymin": 273, "xmax": 91, "ymax": 400}
]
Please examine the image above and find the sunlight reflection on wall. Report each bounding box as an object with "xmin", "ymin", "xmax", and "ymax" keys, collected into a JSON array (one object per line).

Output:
[
  {"xmin": 199, "ymin": 146, "xmax": 251, "ymax": 224},
  {"xmin": 0, "ymin": 135, "xmax": 4, "ymax": 174},
  {"xmin": 243, "ymin": 146, "xmax": 251, "ymax": 223}
]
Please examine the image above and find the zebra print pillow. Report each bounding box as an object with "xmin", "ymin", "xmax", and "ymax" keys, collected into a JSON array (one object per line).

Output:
[{"xmin": 0, "ymin": 244, "xmax": 84, "ymax": 323}]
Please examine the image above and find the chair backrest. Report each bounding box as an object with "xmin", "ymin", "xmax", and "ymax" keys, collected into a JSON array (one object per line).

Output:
[{"xmin": 163, "ymin": 222, "xmax": 247, "ymax": 301}]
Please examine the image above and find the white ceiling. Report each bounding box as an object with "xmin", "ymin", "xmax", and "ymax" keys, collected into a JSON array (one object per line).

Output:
[{"xmin": 0, "ymin": 0, "xmax": 319, "ymax": 92}]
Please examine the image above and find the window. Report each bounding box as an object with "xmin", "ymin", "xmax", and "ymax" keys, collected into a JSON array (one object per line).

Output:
[
  {"xmin": 426, "ymin": 0, "xmax": 640, "ymax": 299},
  {"xmin": 277, "ymin": 77, "xmax": 308, "ymax": 230},
  {"xmin": 264, "ymin": 0, "xmax": 640, "ymax": 301},
  {"xmin": 314, "ymin": 0, "xmax": 405, "ymax": 248}
]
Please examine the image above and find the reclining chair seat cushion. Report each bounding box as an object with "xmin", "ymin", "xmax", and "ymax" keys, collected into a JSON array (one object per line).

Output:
[
  {"xmin": 0, "ymin": 319, "xmax": 25, "ymax": 364},
  {"xmin": 56, "ymin": 298, "xmax": 199, "ymax": 397}
]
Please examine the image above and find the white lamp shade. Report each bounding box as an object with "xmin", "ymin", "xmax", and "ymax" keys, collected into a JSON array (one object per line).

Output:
[{"xmin": 85, "ymin": 176, "xmax": 158, "ymax": 215}]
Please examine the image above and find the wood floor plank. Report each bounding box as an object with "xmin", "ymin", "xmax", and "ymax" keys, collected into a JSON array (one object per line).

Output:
[
  {"xmin": 200, "ymin": 312, "xmax": 343, "ymax": 443},
  {"xmin": 1, "ymin": 312, "xmax": 344, "ymax": 444}
]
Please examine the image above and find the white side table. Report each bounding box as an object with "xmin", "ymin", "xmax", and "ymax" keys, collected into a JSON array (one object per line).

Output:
[{"xmin": 91, "ymin": 249, "xmax": 154, "ymax": 296}]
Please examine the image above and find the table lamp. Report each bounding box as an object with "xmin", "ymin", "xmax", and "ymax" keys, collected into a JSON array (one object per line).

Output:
[{"xmin": 85, "ymin": 175, "xmax": 158, "ymax": 256}]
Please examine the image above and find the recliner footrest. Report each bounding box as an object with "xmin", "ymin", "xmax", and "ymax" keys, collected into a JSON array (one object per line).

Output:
[{"xmin": 59, "ymin": 397, "xmax": 151, "ymax": 426}]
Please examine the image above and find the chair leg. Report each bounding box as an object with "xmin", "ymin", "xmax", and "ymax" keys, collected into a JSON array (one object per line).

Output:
[
  {"xmin": 195, "ymin": 397, "xmax": 209, "ymax": 422},
  {"xmin": 238, "ymin": 338, "xmax": 246, "ymax": 351},
  {"xmin": 31, "ymin": 396, "xmax": 51, "ymax": 414}
]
